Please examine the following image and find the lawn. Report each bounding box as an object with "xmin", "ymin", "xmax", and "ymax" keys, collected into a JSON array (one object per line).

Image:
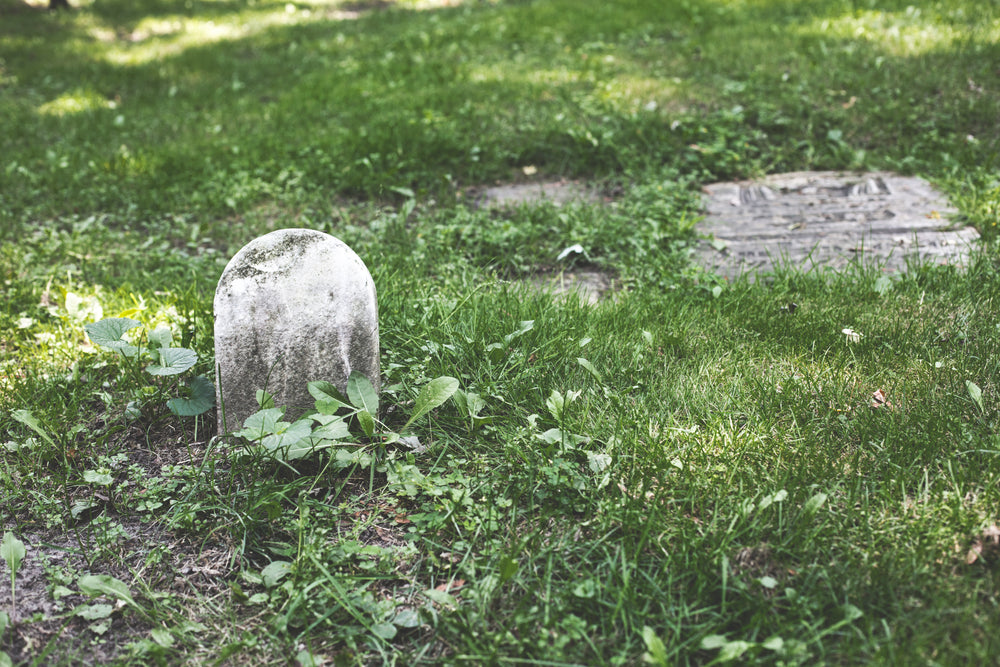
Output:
[{"xmin": 1, "ymin": 0, "xmax": 999, "ymax": 664}]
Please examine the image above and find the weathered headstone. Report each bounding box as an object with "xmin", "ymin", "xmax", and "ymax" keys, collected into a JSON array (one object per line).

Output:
[
  {"xmin": 214, "ymin": 229, "xmax": 379, "ymax": 433},
  {"xmin": 696, "ymin": 171, "xmax": 979, "ymax": 279}
]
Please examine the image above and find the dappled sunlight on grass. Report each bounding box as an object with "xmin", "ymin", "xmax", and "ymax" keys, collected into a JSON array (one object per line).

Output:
[
  {"xmin": 468, "ymin": 62, "xmax": 581, "ymax": 86},
  {"xmin": 800, "ymin": 6, "xmax": 993, "ymax": 57},
  {"xmin": 36, "ymin": 86, "xmax": 116, "ymax": 115},
  {"xmin": 92, "ymin": 10, "xmax": 314, "ymax": 65},
  {"xmin": 596, "ymin": 73, "xmax": 689, "ymax": 115}
]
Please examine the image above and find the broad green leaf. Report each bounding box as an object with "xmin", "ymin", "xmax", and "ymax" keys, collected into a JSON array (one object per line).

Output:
[
  {"xmin": 452, "ymin": 388, "xmax": 469, "ymax": 415},
  {"xmin": 546, "ymin": 390, "xmax": 565, "ymax": 422},
  {"xmin": 422, "ymin": 588, "xmax": 457, "ymax": 609},
  {"xmin": 402, "ymin": 376, "xmax": 459, "ymax": 431},
  {"xmin": 453, "ymin": 390, "xmax": 486, "ymax": 419},
  {"xmin": 587, "ymin": 451, "xmax": 612, "ymax": 474},
  {"xmin": 84, "ymin": 318, "xmax": 141, "ymax": 350},
  {"xmin": 167, "ymin": 376, "xmax": 215, "ymax": 416},
  {"xmin": 296, "ymin": 649, "xmax": 323, "ymax": 667},
  {"xmin": 236, "ymin": 408, "xmax": 286, "ymax": 441},
  {"xmin": 803, "ymin": 492, "xmax": 828, "ymax": 516},
  {"xmin": 310, "ymin": 414, "xmax": 351, "ymax": 442},
  {"xmin": 347, "ymin": 372, "xmax": 379, "ymax": 415},
  {"xmin": 700, "ymin": 635, "xmax": 729, "ymax": 650},
  {"xmin": 759, "ymin": 489, "xmax": 788, "ymax": 510},
  {"xmin": 392, "ymin": 609, "xmax": 421, "ymax": 628},
  {"xmin": 498, "ymin": 554, "xmax": 519, "ymax": 583},
  {"xmin": 308, "ymin": 380, "xmax": 351, "ymax": 414},
  {"xmin": 333, "ymin": 448, "xmax": 372, "ymax": 469},
  {"xmin": 82, "ymin": 470, "xmax": 113, "ymax": 486},
  {"xmin": 762, "ymin": 636, "xmax": 784, "ymax": 651},
  {"xmin": 11, "ymin": 410, "xmax": 55, "ymax": 447},
  {"xmin": 75, "ymin": 603, "xmax": 115, "ymax": 620},
  {"xmin": 577, "ymin": 357, "xmax": 603, "ymax": 383},
  {"xmin": 2, "ymin": 532, "xmax": 26, "ymax": 576},
  {"xmin": 146, "ymin": 347, "xmax": 197, "ymax": 376},
  {"xmin": 78, "ymin": 574, "xmax": 136, "ymax": 607},
  {"xmin": 147, "ymin": 325, "xmax": 173, "ymax": 349},
  {"xmin": 150, "ymin": 628, "xmax": 174, "ymax": 648},
  {"xmin": 504, "ymin": 319, "xmax": 534, "ymax": 344},
  {"xmin": 641, "ymin": 626, "xmax": 669, "ymax": 666},
  {"xmin": 371, "ymin": 622, "xmax": 397, "ymax": 640},
  {"xmin": 717, "ymin": 640, "xmax": 753, "ymax": 661},
  {"xmin": 88, "ymin": 620, "xmax": 111, "ymax": 635},
  {"xmin": 842, "ymin": 603, "xmax": 863, "ymax": 621},
  {"xmin": 263, "ymin": 420, "xmax": 318, "ymax": 460},
  {"xmin": 357, "ymin": 410, "xmax": 376, "ymax": 438},
  {"xmin": 572, "ymin": 578, "xmax": 597, "ymax": 598},
  {"xmin": 71, "ymin": 499, "xmax": 98, "ymax": 519},
  {"xmin": 967, "ymin": 380, "xmax": 984, "ymax": 413},
  {"xmin": 261, "ymin": 560, "xmax": 291, "ymax": 588},
  {"xmin": 538, "ymin": 428, "xmax": 565, "ymax": 445}
]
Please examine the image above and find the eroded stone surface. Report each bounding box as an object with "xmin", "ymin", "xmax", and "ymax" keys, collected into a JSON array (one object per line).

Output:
[
  {"xmin": 214, "ymin": 229, "xmax": 379, "ymax": 432},
  {"xmin": 696, "ymin": 171, "xmax": 979, "ymax": 279}
]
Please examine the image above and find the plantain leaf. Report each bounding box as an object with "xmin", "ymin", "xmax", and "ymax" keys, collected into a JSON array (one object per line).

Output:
[
  {"xmin": 78, "ymin": 574, "xmax": 136, "ymax": 607},
  {"xmin": 967, "ymin": 380, "xmax": 984, "ymax": 413},
  {"xmin": 308, "ymin": 380, "xmax": 351, "ymax": 415},
  {"xmin": 402, "ymin": 376, "xmax": 459, "ymax": 431},
  {"xmin": 2, "ymin": 532, "xmax": 26, "ymax": 577},
  {"xmin": 347, "ymin": 372, "xmax": 379, "ymax": 415},
  {"xmin": 11, "ymin": 410, "xmax": 55, "ymax": 447}
]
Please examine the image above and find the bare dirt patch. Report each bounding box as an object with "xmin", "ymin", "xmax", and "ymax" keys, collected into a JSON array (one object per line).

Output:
[
  {"xmin": 528, "ymin": 269, "xmax": 618, "ymax": 305},
  {"xmin": 470, "ymin": 179, "xmax": 605, "ymax": 209}
]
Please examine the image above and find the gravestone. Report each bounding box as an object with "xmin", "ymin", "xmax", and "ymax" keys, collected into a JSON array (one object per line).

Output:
[
  {"xmin": 696, "ymin": 171, "xmax": 979, "ymax": 279},
  {"xmin": 214, "ymin": 229, "xmax": 379, "ymax": 433}
]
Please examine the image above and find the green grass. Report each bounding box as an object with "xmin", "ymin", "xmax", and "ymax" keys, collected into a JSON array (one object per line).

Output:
[{"xmin": 2, "ymin": 0, "xmax": 1000, "ymax": 664}]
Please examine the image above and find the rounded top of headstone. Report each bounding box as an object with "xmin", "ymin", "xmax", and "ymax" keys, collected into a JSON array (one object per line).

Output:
[{"xmin": 221, "ymin": 228, "xmax": 350, "ymax": 275}]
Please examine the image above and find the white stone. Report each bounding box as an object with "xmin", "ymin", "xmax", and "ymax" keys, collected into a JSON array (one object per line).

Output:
[{"xmin": 214, "ymin": 229, "xmax": 379, "ymax": 432}]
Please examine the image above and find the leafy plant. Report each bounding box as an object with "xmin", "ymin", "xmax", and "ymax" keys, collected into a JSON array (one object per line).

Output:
[
  {"xmin": 234, "ymin": 372, "xmax": 459, "ymax": 463},
  {"xmin": 1, "ymin": 533, "xmax": 25, "ymax": 620},
  {"xmin": 73, "ymin": 574, "xmax": 145, "ymax": 636},
  {"xmin": 84, "ymin": 318, "xmax": 214, "ymax": 418}
]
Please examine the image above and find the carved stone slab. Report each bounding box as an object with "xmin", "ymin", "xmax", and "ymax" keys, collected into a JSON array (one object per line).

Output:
[{"xmin": 696, "ymin": 171, "xmax": 979, "ymax": 279}]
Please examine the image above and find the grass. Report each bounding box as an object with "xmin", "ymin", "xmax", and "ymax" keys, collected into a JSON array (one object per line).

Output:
[{"xmin": 1, "ymin": 0, "xmax": 1000, "ymax": 664}]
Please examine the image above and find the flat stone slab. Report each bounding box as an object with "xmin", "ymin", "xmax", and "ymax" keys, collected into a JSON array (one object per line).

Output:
[{"xmin": 696, "ymin": 171, "xmax": 980, "ymax": 279}]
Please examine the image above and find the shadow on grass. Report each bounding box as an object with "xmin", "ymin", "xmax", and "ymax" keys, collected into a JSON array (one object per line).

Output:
[{"xmin": 0, "ymin": 0, "xmax": 997, "ymax": 221}]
